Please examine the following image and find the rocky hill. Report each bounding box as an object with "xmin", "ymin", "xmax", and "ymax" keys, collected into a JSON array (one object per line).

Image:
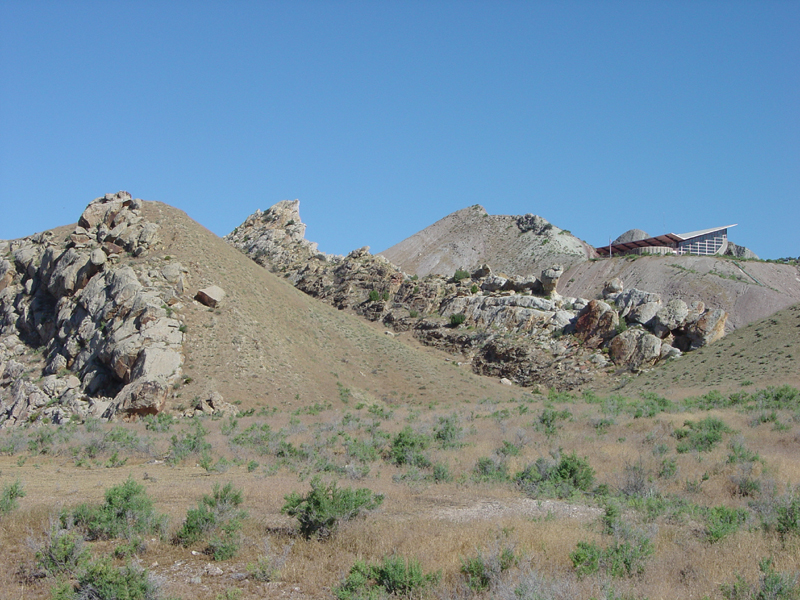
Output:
[
  {"xmin": 227, "ymin": 201, "xmax": 736, "ymax": 393},
  {"xmin": 380, "ymin": 210, "xmax": 800, "ymax": 331},
  {"xmin": 378, "ymin": 205, "xmax": 594, "ymax": 277},
  {"xmin": 0, "ymin": 194, "xmax": 520, "ymax": 427}
]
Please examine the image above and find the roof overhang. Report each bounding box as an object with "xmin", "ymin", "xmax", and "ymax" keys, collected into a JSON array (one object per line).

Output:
[{"xmin": 595, "ymin": 233, "xmax": 682, "ymax": 256}]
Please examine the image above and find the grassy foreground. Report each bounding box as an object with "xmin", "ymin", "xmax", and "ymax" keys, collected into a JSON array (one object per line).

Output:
[{"xmin": 1, "ymin": 384, "xmax": 800, "ymax": 599}]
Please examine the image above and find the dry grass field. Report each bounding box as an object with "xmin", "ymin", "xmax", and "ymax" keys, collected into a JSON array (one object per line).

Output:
[{"xmin": 2, "ymin": 382, "xmax": 800, "ymax": 600}]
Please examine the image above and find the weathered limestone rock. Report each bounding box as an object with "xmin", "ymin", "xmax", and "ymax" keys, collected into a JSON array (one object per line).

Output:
[
  {"xmin": 516, "ymin": 214, "xmax": 552, "ymax": 235},
  {"xmin": 603, "ymin": 278, "xmax": 623, "ymax": 298},
  {"xmin": 575, "ymin": 300, "xmax": 619, "ymax": 346},
  {"xmin": 686, "ymin": 308, "xmax": 727, "ymax": 348},
  {"xmin": 112, "ymin": 379, "xmax": 170, "ymax": 417},
  {"xmin": 481, "ymin": 275, "xmax": 507, "ymax": 292},
  {"xmin": 609, "ymin": 328, "xmax": 662, "ymax": 369},
  {"xmin": 472, "ymin": 264, "xmax": 491, "ymax": 279},
  {"xmin": 615, "ymin": 288, "xmax": 662, "ymax": 319},
  {"xmin": 195, "ymin": 285, "xmax": 226, "ymax": 308},
  {"xmin": 627, "ymin": 301, "xmax": 661, "ymax": 327},
  {"xmin": 653, "ymin": 299, "xmax": 689, "ymax": 338},
  {"xmin": 540, "ymin": 265, "xmax": 564, "ymax": 296}
]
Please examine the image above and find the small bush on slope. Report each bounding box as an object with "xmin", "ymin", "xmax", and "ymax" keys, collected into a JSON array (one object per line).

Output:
[{"xmin": 282, "ymin": 476, "xmax": 383, "ymax": 539}]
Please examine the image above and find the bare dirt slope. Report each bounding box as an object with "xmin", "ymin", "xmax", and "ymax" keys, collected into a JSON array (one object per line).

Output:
[
  {"xmin": 141, "ymin": 202, "xmax": 518, "ymax": 411},
  {"xmin": 561, "ymin": 254, "xmax": 800, "ymax": 330},
  {"xmin": 379, "ymin": 205, "xmax": 592, "ymax": 277},
  {"xmin": 607, "ymin": 302, "xmax": 800, "ymax": 399}
]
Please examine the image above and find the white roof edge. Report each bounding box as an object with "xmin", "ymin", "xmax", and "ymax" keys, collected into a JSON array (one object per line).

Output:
[{"xmin": 673, "ymin": 224, "xmax": 737, "ymax": 241}]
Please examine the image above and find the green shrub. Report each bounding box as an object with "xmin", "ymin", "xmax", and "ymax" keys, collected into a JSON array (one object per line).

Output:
[
  {"xmin": 453, "ymin": 269, "xmax": 470, "ymax": 282},
  {"xmin": 470, "ymin": 284, "xmax": 479, "ymax": 294},
  {"xmin": 570, "ymin": 541, "xmax": 602, "ymax": 578},
  {"xmin": 52, "ymin": 557, "xmax": 160, "ymax": 600},
  {"xmin": 432, "ymin": 462, "xmax": 451, "ymax": 483},
  {"xmin": 536, "ymin": 408, "xmax": 571, "ymax": 437},
  {"xmin": 570, "ymin": 535, "xmax": 653, "ymax": 579},
  {"xmin": 281, "ymin": 476, "xmax": 383, "ymax": 539},
  {"xmin": 776, "ymin": 493, "xmax": 800, "ymax": 538},
  {"xmin": 175, "ymin": 482, "xmax": 246, "ymax": 560},
  {"xmin": 460, "ymin": 546, "xmax": 517, "ymax": 592},
  {"xmin": 433, "ymin": 414, "xmax": 463, "ymax": 449},
  {"xmin": 0, "ymin": 479, "xmax": 25, "ymax": 515},
  {"xmin": 65, "ymin": 478, "xmax": 166, "ymax": 541},
  {"xmin": 675, "ymin": 417, "xmax": 732, "ymax": 453},
  {"xmin": 720, "ymin": 557, "xmax": 800, "ymax": 600},
  {"xmin": 35, "ymin": 527, "xmax": 90, "ymax": 576},
  {"xmin": 334, "ymin": 555, "xmax": 438, "ymax": 600},
  {"xmin": 516, "ymin": 452, "xmax": 595, "ymax": 498},
  {"xmin": 706, "ymin": 506, "xmax": 748, "ymax": 543},
  {"xmin": 368, "ymin": 290, "xmax": 381, "ymax": 302},
  {"xmin": 389, "ymin": 426, "xmax": 431, "ymax": 468},
  {"xmin": 472, "ymin": 456, "xmax": 509, "ymax": 483},
  {"xmin": 167, "ymin": 419, "xmax": 211, "ymax": 465},
  {"xmin": 449, "ymin": 313, "xmax": 466, "ymax": 327}
]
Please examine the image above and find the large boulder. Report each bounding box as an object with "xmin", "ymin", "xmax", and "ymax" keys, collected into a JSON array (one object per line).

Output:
[
  {"xmin": 540, "ymin": 265, "xmax": 564, "ymax": 296},
  {"xmin": 686, "ymin": 309, "xmax": 728, "ymax": 348},
  {"xmin": 615, "ymin": 288, "xmax": 662, "ymax": 319},
  {"xmin": 111, "ymin": 379, "xmax": 170, "ymax": 418},
  {"xmin": 575, "ymin": 300, "xmax": 619, "ymax": 347},
  {"xmin": 603, "ymin": 278, "xmax": 623, "ymax": 298},
  {"xmin": 609, "ymin": 328, "xmax": 662, "ymax": 369},
  {"xmin": 652, "ymin": 299, "xmax": 689, "ymax": 338},
  {"xmin": 195, "ymin": 285, "xmax": 226, "ymax": 308},
  {"xmin": 613, "ymin": 229, "xmax": 649, "ymax": 244}
]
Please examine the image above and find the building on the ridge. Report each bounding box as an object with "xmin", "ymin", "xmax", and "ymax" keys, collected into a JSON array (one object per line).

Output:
[{"xmin": 595, "ymin": 225, "xmax": 736, "ymax": 257}]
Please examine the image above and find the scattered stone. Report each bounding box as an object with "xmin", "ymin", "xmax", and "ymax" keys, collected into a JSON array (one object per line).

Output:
[{"xmin": 195, "ymin": 285, "xmax": 226, "ymax": 308}]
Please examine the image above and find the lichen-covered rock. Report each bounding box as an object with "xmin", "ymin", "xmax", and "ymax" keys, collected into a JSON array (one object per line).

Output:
[
  {"xmin": 603, "ymin": 278, "xmax": 623, "ymax": 297},
  {"xmin": 653, "ymin": 299, "xmax": 690, "ymax": 338},
  {"xmin": 609, "ymin": 328, "xmax": 662, "ymax": 370},
  {"xmin": 686, "ymin": 308, "xmax": 727, "ymax": 348},
  {"xmin": 615, "ymin": 288, "xmax": 661, "ymax": 319},
  {"xmin": 575, "ymin": 300, "xmax": 619, "ymax": 347}
]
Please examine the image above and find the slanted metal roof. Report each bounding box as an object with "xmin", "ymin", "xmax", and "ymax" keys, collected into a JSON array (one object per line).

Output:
[
  {"xmin": 594, "ymin": 224, "xmax": 736, "ymax": 256},
  {"xmin": 674, "ymin": 224, "xmax": 737, "ymax": 241},
  {"xmin": 595, "ymin": 233, "xmax": 682, "ymax": 256}
]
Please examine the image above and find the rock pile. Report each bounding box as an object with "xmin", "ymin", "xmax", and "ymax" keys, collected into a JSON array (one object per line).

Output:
[{"xmin": 0, "ymin": 193, "xmax": 189, "ymax": 426}]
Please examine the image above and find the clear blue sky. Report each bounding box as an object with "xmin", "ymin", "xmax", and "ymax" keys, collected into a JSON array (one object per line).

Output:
[{"xmin": 2, "ymin": 1, "xmax": 798, "ymax": 259}]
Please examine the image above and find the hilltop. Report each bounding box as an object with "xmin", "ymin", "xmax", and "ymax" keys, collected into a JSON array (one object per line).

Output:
[{"xmin": 379, "ymin": 204, "xmax": 594, "ymax": 277}]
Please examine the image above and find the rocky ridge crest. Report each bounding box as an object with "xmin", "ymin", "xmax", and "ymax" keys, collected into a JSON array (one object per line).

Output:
[{"xmin": 228, "ymin": 201, "xmax": 729, "ymax": 391}]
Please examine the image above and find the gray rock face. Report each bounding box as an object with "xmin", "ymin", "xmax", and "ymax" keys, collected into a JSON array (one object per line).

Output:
[
  {"xmin": 609, "ymin": 328, "xmax": 662, "ymax": 369},
  {"xmin": 615, "ymin": 288, "xmax": 662, "ymax": 319},
  {"xmin": 603, "ymin": 278, "xmax": 623, "ymax": 297},
  {"xmin": 653, "ymin": 300, "xmax": 689, "ymax": 338},
  {"xmin": 725, "ymin": 242, "xmax": 759, "ymax": 260},
  {"xmin": 0, "ymin": 193, "xmax": 185, "ymax": 427},
  {"xmin": 541, "ymin": 265, "xmax": 564, "ymax": 296}
]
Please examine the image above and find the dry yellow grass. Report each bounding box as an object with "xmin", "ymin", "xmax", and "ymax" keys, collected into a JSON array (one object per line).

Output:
[{"xmin": 1, "ymin": 386, "xmax": 799, "ymax": 600}]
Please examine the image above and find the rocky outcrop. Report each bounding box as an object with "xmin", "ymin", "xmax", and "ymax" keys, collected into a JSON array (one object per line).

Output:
[
  {"xmin": 229, "ymin": 200, "xmax": 729, "ymax": 389},
  {"xmin": 0, "ymin": 193, "xmax": 188, "ymax": 427},
  {"xmin": 609, "ymin": 328, "xmax": 662, "ymax": 370}
]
